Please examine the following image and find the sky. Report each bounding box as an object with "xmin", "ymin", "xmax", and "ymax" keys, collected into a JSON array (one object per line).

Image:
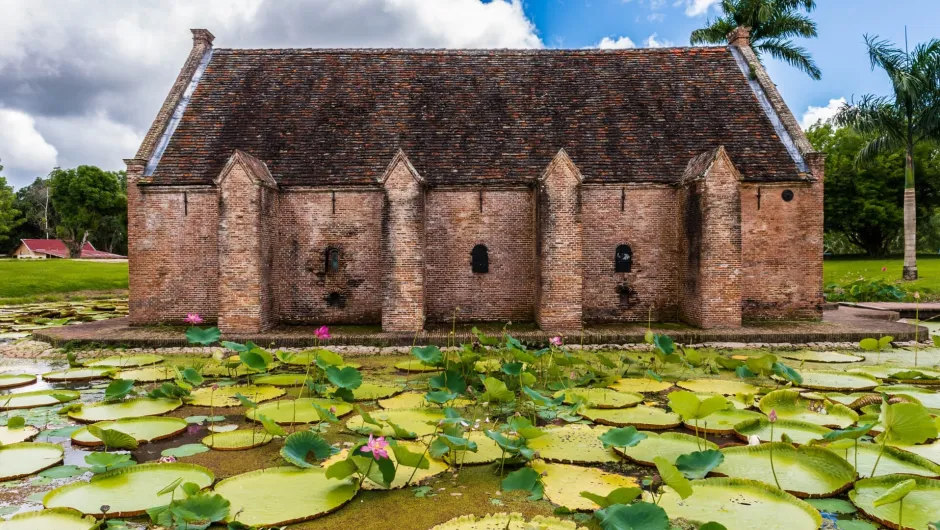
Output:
[{"xmin": 1, "ymin": 0, "xmax": 937, "ymax": 189}]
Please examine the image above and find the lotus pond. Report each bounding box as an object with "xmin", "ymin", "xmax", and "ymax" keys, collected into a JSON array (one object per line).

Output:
[{"xmin": 0, "ymin": 326, "xmax": 939, "ymax": 530}]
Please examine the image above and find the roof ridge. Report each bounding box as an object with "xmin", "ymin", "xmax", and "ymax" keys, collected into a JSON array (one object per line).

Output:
[{"xmin": 212, "ymin": 46, "xmax": 727, "ymax": 55}]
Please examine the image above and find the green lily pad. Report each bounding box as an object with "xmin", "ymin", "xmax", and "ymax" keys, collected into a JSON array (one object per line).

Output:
[
  {"xmin": 849, "ymin": 475, "xmax": 940, "ymax": 530},
  {"xmin": 429, "ymin": 513, "xmax": 585, "ymax": 530},
  {"xmin": 70, "ymin": 417, "xmax": 188, "ymax": 446},
  {"xmin": 777, "ymin": 351, "xmax": 864, "ymax": 363},
  {"xmin": 112, "ymin": 366, "xmax": 175, "ymax": 382},
  {"xmin": 0, "ymin": 508, "xmax": 97, "ymax": 529},
  {"xmin": 161, "ymin": 444, "xmax": 210, "ymax": 458},
  {"xmin": 351, "ymin": 383, "xmax": 406, "ymax": 401},
  {"xmin": 733, "ymin": 418, "xmax": 832, "ymax": 445},
  {"xmin": 0, "ymin": 374, "xmax": 37, "ymax": 390},
  {"xmin": 608, "ymin": 378, "xmax": 673, "ymax": 393},
  {"xmin": 530, "ymin": 460, "xmax": 639, "ymax": 511},
  {"xmin": 247, "ymin": 399, "xmax": 352, "ymax": 425},
  {"xmin": 683, "ymin": 408, "xmax": 763, "ymax": 435},
  {"xmin": 836, "ymin": 442, "xmax": 940, "ymax": 478},
  {"xmin": 890, "ymin": 440, "xmax": 940, "ymax": 465},
  {"xmin": 652, "ymin": 477, "xmax": 822, "ymax": 530},
  {"xmin": 759, "ymin": 390, "xmax": 858, "ymax": 428},
  {"xmin": 714, "ymin": 444, "xmax": 857, "ymax": 497},
  {"xmin": 212, "ymin": 467, "xmax": 358, "ymax": 526},
  {"xmin": 443, "ymin": 430, "xmax": 505, "ymax": 465},
  {"xmin": 202, "ymin": 429, "xmax": 274, "ymax": 450},
  {"xmin": 253, "ymin": 373, "xmax": 308, "ymax": 386},
  {"xmin": 41, "ymin": 368, "xmax": 114, "ymax": 382},
  {"xmin": 38, "ymin": 465, "xmax": 87, "ymax": 479},
  {"xmin": 557, "ymin": 388, "xmax": 643, "ymax": 409},
  {"xmin": 616, "ymin": 432, "xmax": 718, "ymax": 466},
  {"xmin": 393, "ymin": 360, "xmax": 440, "ymax": 373},
  {"xmin": 0, "ymin": 390, "xmax": 80, "ymax": 411},
  {"xmin": 581, "ymin": 405, "xmax": 681, "ymax": 429},
  {"xmin": 0, "ymin": 425, "xmax": 40, "ymax": 444},
  {"xmin": 527, "ymin": 424, "xmax": 619, "ymax": 464},
  {"xmin": 323, "ymin": 440, "xmax": 448, "ymax": 490},
  {"xmin": 0, "ymin": 443, "xmax": 64, "ymax": 480},
  {"xmin": 84, "ymin": 354, "xmax": 163, "ymax": 368},
  {"xmin": 345, "ymin": 409, "xmax": 444, "ymax": 438},
  {"xmin": 875, "ymin": 385, "xmax": 940, "ymax": 410},
  {"xmin": 188, "ymin": 385, "xmax": 285, "ymax": 407},
  {"xmin": 804, "ymin": 497, "xmax": 857, "ymax": 514},
  {"xmin": 378, "ymin": 392, "xmax": 473, "ymax": 410},
  {"xmin": 798, "ymin": 371, "xmax": 881, "ymax": 391},
  {"xmin": 43, "ymin": 462, "xmax": 214, "ymax": 517},
  {"xmin": 823, "ymin": 393, "xmax": 877, "ymax": 408},
  {"xmin": 676, "ymin": 379, "xmax": 761, "ymax": 396},
  {"xmin": 68, "ymin": 398, "xmax": 182, "ymax": 423}
]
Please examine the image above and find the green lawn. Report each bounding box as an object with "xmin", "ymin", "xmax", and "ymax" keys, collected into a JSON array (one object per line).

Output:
[
  {"xmin": 824, "ymin": 255, "xmax": 940, "ymax": 298},
  {"xmin": 0, "ymin": 259, "xmax": 128, "ymax": 305}
]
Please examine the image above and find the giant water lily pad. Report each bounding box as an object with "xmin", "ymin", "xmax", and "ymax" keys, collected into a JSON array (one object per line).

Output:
[
  {"xmin": 345, "ymin": 408, "xmax": 444, "ymax": 438},
  {"xmin": 652, "ymin": 477, "xmax": 822, "ymax": 530},
  {"xmin": 0, "ymin": 508, "xmax": 97, "ymax": 530},
  {"xmin": 0, "ymin": 424, "xmax": 40, "ymax": 444},
  {"xmin": 0, "ymin": 442, "xmax": 64, "ymax": 480},
  {"xmin": 849, "ymin": 475, "xmax": 940, "ymax": 530},
  {"xmin": 247, "ymin": 398, "xmax": 352, "ymax": 425},
  {"xmin": 677, "ymin": 379, "xmax": 761, "ymax": 396},
  {"xmin": 891, "ymin": 440, "xmax": 940, "ymax": 466},
  {"xmin": 581, "ymin": 405, "xmax": 681, "ymax": 429},
  {"xmin": 617, "ymin": 432, "xmax": 718, "ymax": 466},
  {"xmin": 714, "ymin": 444, "xmax": 857, "ymax": 498},
  {"xmin": 431, "ymin": 514, "xmax": 585, "ymax": 530},
  {"xmin": 85, "ymin": 354, "xmax": 163, "ymax": 368},
  {"xmin": 352, "ymin": 383, "xmax": 405, "ymax": 401},
  {"xmin": 113, "ymin": 366, "xmax": 176, "ymax": 382},
  {"xmin": 759, "ymin": 390, "xmax": 858, "ymax": 428},
  {"xmin": 530, "ymin": 460, "xmax": 638, "ymax": 511},
  {"xmin": 798, "ymin": 371, "xmax": 881, "ymax": 391},
  {"xmin": 445, "ymin": 430, "xmax": 505, "ymax": 465},
  {"xmin": 0, "ymin": 389, "xmax": 80, "ymax": 410},
  {"xmin": 42, "ymin": 367, "xmax": 114, "ymax": 382},
  {"xmin": 836, "ymin": 442, "xmax": 940, "ymax": 478},
  {"xmin": 608, "ymin": 378, "xmax": 673, "ymax": 393},
  {"xmin": 823, "ymin": 393, "xmax": 877, "ymax": 408},
  {"xmin": 378, "ymin": 392, "xmax": 473, "ymax": 410},
  {"xmin": 253, "ymin": 373, "xmax": 308, "ymax": 386},
  {"xmin": 70, "ymin": 417, "xmax": 188, "ymax": 446},
  {"xmin": 68, "ymin": 398, "xmax": 182, "ymax": 423},
  {"xmin": 733, "ymin": 418, "xmax": 832, "ymax": 445},
  {"xmin": 684, "ymin": 408, "xmax": 763, "ymax": 435},
  {"xmin": 394, "ymin": 360, "xmax": 440, "ymax": 372},
  {"xmin": 189, "ymin": 385, "xmax": 285, "ymax": 407},
  {"xmin": 44, "ymin": 462, "xmax": 214, "ymax": 517},
  {"xmin": 212, "ymin": 467, "xmax": 358, "ymax": 526},
  {"xmin": 0, "ymin": 374, "xmax": 37, "ymax": 390},
  {"xmin": 876, "ymin": 385, "xmax": 940, "ymax": 410},
  {"xmin": 778, "ymin": 351, "xmax": 864, "ymax": 363},
  {"xmin": 202, "ymin": 429, "xmax": 274, "ymax": 450},
  {"xmin": 527, "ymin": 424, "xmax": 618, "ymax": 464},
  {"xmin": 557, "ymin": 388, "xmax": 643, "ymax": 409},
  {"xmin": 323, "ymin": 440, "xmax": 449, "ymax": 490}
]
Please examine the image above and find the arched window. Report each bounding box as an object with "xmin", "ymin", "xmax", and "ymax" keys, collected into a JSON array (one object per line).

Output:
[
  {"xmin": 471, "ymin": 244, "xmax": 489, "ymax": 273},
  {"xmin": 325, "ymin": 247, "xmax": 340, "ymax": 274},
  {"xmin": 615, "ymin": 244, "xmax": 632, "ymax": 273}
]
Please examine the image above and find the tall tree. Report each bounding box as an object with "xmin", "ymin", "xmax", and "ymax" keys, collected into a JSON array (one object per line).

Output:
[
  {"xmin": 0, "ymin": 159, "xmax": 24, "ymax": 250},
  {"xmin": 690, "ymin": 0, "xmax": 821, "ymax": 79},
  {"xmin": 13, "ymin": 176, "xmax": 56, "ymax": 240},
  {"xmin": 49, "ymin": 166, "xmax": 126, "ymax": 258},
  {"xmin": 834, "ymin": 34, "xmax": 940, "ymax": 279}
]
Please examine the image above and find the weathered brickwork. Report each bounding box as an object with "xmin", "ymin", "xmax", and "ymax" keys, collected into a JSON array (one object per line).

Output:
[
  {"xmin": 381, "ymin": 155, "xmax": 426, "ymax": 332},
  {"xmin": 582, "ymin": 185, "xmax": 679, "ymax": 323},
  {"xmin": 425, "ymin": 189, "xmax": 537, "ymax": 323}
]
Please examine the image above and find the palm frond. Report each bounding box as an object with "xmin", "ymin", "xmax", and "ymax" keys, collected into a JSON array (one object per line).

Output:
[
  {"xmin": 757, "ymin": 38, "xmax": 822, "ymax": 79},
  {"xmin": 834, "ymin": 95, "xmax": 906, "ymax": 141},
  {"xmin": 864, "ymin": 34, "xmax": 907, "ymax": 78},
  {"xmin": 857, "ymin": 135, "xmax": 904, "ymax": 165},
  {"xmin": 690, "ymin": 18, "xmax": 736, "ymax": 45},
  {"xmin": 752, "ymin": 11, "xmax": 817, "ymax": 41}
]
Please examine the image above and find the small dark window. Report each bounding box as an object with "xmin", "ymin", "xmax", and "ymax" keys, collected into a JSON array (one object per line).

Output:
[
  {"xmin": 325, "ymin": 247, "xmax": 340, "ymax": 274},
  {"xmin": 615, "ymin": 244, "xmax": 633, "ymax": 273},
  {"xmin": 471, "ymin": 244, "xmax": 489, "ymax": 273},
  {"xmin": 782, "ymin": 189, "xmax": 794, "ymax": 202}
]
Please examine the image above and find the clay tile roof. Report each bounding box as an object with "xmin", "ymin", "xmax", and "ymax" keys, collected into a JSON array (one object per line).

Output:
[
  {"xmin": 149, "ymin": 47, "xmax": 804, "ymax": 187},
  {"xmin": 20, "ymin": 239, "xmax": 126, "ymax": 259}
]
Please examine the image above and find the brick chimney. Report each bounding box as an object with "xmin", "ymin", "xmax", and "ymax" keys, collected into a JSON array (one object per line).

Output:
[
  {"xmin": 191, "ymin": 28, "xmax": 215, "ymax": 48},
  {"xmin": 727, "ymin": 26, "xmax": 751, "ymax": 48}
]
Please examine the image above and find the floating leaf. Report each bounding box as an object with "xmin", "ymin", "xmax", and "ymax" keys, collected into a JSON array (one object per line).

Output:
[
  {"xmin": 595, "ymin": 502, "xmax": 669, "ymax": 530},
  {"xmin": 160, "ymin": 444, "xmax": 209, "ymax": 458},
  {"xmin": 675, "ymin": 450, "xmax": 724, "ymax": 480}
]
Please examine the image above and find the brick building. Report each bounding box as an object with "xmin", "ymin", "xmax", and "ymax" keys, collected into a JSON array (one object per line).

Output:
[{"xmin": 126, "ymin": 27, "xmax": 824, "ymax": 334}]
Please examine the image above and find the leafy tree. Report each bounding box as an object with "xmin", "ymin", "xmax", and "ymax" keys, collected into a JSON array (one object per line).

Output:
[
  {"xmin": 808, "ymin": 123, "xmax": 940, "ymax": 256},
  {"xmin": 12, "ymin": 176, "xmax": 56, "ymax": 241},
  {"xmin": 690, "ymin": 0, "xmax": 821, "ymax": 79},
  {"xmin": 835, "ymin": 35, "xmax": 940, "ymax": 278},
  {"xmin": 0, "ymin": 160, "xmax": 24, "ymax": 250},
  {"xmin": 49, "ymin": 166, "xmax": 126, "ymax": 258}
]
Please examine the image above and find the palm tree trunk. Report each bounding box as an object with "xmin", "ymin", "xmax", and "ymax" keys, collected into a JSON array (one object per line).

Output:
[{"xmin": 903, "ymin": 149, "xmax": 918, "ymax": 280}]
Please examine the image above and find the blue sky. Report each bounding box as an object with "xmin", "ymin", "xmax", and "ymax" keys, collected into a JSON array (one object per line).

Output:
[{"xmin": 524, "ymin": 0, "xmax": 939, "ymax": 126}]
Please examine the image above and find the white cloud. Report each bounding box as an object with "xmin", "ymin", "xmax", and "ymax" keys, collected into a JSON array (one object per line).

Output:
[
  {"xmin": 0, "ymin": 108, "xmax": 58, "ymax": 185},
  {"xmin": 683, "ymin": 0, "xmax": 721, "ymax": 16},
  {"xmin": 800, "ymin": 97, "xmax": 847, "ymax": 129},
  {"xmin": 644, "ymin": 33, "xmax": 674, "ymax": 48},
  {"xmin": 597, "ymin": 36, "xmax": 637, "ymax": 49},
  {"xmin": 34, "ymin": 112, "xmax": 142, "ymax": 174}
]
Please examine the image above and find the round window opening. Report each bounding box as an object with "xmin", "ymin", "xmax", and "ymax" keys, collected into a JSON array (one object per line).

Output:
[{"xmin": 782, "ymin": 189, "xmax": 795, "ymax": 202}]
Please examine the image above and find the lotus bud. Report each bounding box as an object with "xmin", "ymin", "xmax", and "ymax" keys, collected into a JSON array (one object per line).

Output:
[
  {"xmin": 768, "ymin": 409, "xmax": 777, "ymax": 423},
  {"xmin": 748, "ymin": 435, "xmax": 761, "ymax": 446}
]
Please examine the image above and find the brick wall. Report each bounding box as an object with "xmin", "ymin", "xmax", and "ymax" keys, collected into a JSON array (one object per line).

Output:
[
  {"xmin": 676, "ymin": 181, "xmax": 702, "ymax": 325},
  {"xmin": 381, "ymin": 156, "xmax": 426, "ymax": 331},
  {"xmin": 425, "ymin": 188, "xmax": 537, "ymax": 323},
  {"xmin": 275, "ymin": 190, "xmax": 384, "ymax": 324},
  {"xmin": 582, "ymin": 185, "xmax": 679, "ymax": 323}
]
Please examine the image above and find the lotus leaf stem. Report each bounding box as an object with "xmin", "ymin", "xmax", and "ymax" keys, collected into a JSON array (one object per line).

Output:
[{"xmin": 769, "ymin": 423, "xmax": 782, "ymax": 490}]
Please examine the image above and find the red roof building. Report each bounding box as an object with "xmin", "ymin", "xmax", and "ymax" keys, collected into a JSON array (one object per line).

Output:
[{"xmin": 12, "ymin": 239, "xmax": 126, "ymax": 260}]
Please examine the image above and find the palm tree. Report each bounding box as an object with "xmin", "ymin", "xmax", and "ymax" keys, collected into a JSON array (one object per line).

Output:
[
  {"xmin": 835, "ymin": 35, "xmax": 940, "ymax": 280},
  {"xmin": 690, "ymin": 0, "xmax": 821, "ymax": 79}
]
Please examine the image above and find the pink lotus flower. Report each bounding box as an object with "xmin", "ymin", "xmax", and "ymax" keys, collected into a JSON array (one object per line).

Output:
[
  {"xmin": 211, "ymin": 384, "xmax": 220, "ymax": 391},
  {"xmin": 158, "ymin": 456, "xmax": 177, "ymax": 464},
  {"xmin": 882, "ymin": 267, "xmax": 887, "ymax": 272},
  {"xmin": 549, "ymin": 336, "xmax": 562, "ymax": 347},
  {"xmin": 314, "ymin": 325, "xmax": 331, "ymax": 341},
  {"xmin": 768, "ymin": 409, "xmax": 777, "ymax": 423},
  {"xmin": 361, "ymin": 434, "xmax": 389, "ymax": 459},
  {"xmin": 184, "ymin": 313, "xmax": 203, "ymax": 325}
]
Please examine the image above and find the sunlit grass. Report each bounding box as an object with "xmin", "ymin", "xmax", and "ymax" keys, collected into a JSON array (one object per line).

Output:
[{"xmin": 0, "ymin": 258, "xmax": 128, "ymax": 305}]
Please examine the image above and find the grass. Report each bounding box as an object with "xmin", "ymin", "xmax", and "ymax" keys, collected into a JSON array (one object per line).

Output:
[
  {"xmin": 0, "ymin": 258, "xmax": 128, "ymax": 305},
  {"xmin": 824, "ymin": 255, "xmax": 940, "ymax": 299}
]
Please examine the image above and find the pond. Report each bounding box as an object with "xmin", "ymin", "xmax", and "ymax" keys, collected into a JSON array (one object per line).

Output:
[{"xmin": 0, "ymin": 327, "xmax": 939, "ymax": 529}]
